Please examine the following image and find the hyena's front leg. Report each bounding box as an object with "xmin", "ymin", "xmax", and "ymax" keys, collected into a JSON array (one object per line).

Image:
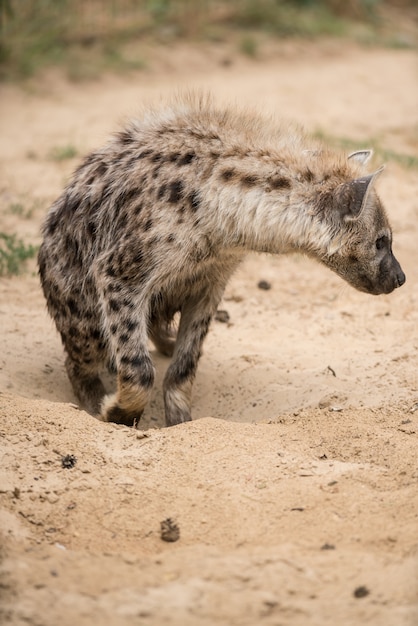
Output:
[
  {"xmin": 163, "ymin": 296, "xmax": 215, "ymax": 427},
  {"xmin": 100, "ymin": 294, "xmax": 155, "ymax": 427}
]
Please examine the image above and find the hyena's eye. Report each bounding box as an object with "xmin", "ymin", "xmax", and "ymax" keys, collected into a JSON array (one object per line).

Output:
[{"xmin": 376, "ymin": 236, "xmax": 388, "ymax": 251}]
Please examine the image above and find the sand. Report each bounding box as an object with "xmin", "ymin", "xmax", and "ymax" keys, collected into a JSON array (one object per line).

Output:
[{"xmin": 0, "ymin": 40, "xmax": 417, "ymax": 625}]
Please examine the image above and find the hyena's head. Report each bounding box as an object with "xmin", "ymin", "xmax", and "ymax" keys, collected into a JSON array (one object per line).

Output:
[{"xmin": 314, "ymin": 150, "xmax": 405, "ymax": 296}]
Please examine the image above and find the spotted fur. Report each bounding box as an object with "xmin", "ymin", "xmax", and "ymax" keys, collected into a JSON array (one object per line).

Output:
[{"xmin": 38, "ymin": 95, "xmax": 405, "ymax": 427}]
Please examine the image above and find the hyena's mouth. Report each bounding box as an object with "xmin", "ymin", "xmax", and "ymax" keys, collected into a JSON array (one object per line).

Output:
[{"xmin": 357, "ymin": 270, "xmax": 405, "ymax": 296}]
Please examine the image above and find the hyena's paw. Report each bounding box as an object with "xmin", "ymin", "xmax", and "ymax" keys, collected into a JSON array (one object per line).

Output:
[
  {"xmin": 164, "ymin": 381, "xmax": 193, "ymax": 427},
  {"xmin": 65, "ymin": 356, "xmax": 106, "ymax": 417},
  {"xmin": 100, "ymin": 393, "xmax": 143, "ymax": 427}
]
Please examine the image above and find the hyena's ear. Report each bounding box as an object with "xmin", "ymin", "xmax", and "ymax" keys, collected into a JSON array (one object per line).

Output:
[
  {"xmin": 337, "ymin": 166, "xmax": 385, "ymax": 222},
  {"xmin": 347, "ymin": 150, "xmax": 373, "ymax": 165}
]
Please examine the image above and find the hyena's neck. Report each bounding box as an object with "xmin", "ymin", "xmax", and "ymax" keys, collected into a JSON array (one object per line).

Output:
[{"xmin": 203, "ymin": 174, "xmax": 328, "ymax": 258}]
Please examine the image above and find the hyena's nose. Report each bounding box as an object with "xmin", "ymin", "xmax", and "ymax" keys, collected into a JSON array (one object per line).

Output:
[{"xmin": 397, "ymin": 270, "xmax": 406, "ymax": 288}]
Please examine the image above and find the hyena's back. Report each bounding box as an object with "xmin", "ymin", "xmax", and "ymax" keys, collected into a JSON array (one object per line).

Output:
[{"xmin": 38, "ymin": 95, "xmax": 405, "ymax": 427}]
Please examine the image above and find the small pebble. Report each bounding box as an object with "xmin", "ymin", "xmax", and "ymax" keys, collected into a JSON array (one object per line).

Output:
[
  {"xmin": 353, "ymin": 585, "xmax": 370, "ymax": 598},
  {"xmin": 160, "ymin": 518, "xmax": 180, "ymax": 542},
  {"xmin": 61, "ymin": 454, "xmax": 77, "ymax": 469},
  {"xmin": 214, "ymin": 310, "xmax": 230, "ymax": 323},
  {"xmin": 257, "ymin": 280, "xmax": 272, "ymax": 290}
]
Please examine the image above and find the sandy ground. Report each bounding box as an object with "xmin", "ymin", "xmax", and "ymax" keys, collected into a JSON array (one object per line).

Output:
[{"xmin": 0, "ymin": 40, "xmax": 417, "ymax": 625}]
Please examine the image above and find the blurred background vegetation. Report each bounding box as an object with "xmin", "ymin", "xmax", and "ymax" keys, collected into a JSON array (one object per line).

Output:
[{"xmin": 0, "ymin": 0, "xmax": 416, "ymax": 80}]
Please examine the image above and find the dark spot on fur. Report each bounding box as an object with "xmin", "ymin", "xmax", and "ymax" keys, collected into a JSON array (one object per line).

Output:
[
  {"xmin": 119, "ymin": 130, "xmax": 134, "ymax": 145},
  {"xmin": 86, "ymin": 220, "xmax": 96, "ymax": 239},
  {"xmin": 158, "ymin": 184, "xmax": 167, "ymax": 200},
  {"xmin": 122, "ymin": 298, "xmax": 135, "ymax": 309},
  {"xmin": 109, "ymin": 299, "xmax": 121, "ymax": 312},
  {"xmin": 177, "ymin": 152, "xmax": 196, "ymax": 166},
  {"xmin": 65, "ymin": 192, "xmax": 82, "ymax": 213},
  {"xmin": 106, "ymin": 265, "xmax": 117, "ymax": 278},
  {"xmin": 167, "ymin": 234, "xmax": 175, "ymax": 244},
  {"xmin": 189, "ymin": 191, "xmax": 201, "ymax": 212},
  {"xmin": 269, "ymin": 176, "xmax": 291, "ymax": 190},
  {"xmin": 172, "ymin": 353, "xmax": 197, "ymax": 385},
  {"xmin": 119, "ymin": 372, "xmax": 135, "ymax": 384},
  {"xmin": 144, "ymin": 218, "xmax": 153, "ymax": 231},
  {"xmin": 133, "ymin": 202, "xmax": 143, "ymax": 216},
  {"xmin": 124, "ymin": 319, "xmax": 138, "ymax": 332},
  {"xmin": 96, "ymin": 160, "xmax": 107, "ymax": 176},
  {"xmin": 118, "ymin": 212, "xmax": 128, "ymax": 229},
  {"xmin": 168, "ymin": 180, "xmax": 184, "ymax": 204},
  {"xmin": 139, "ymin": 368, "xmax": 154, "ymax": 388},
  {"xmin": 119, "ymin": 334, "xmax": 130, "ymax": 343},
  {"xmin": 67, "ymin": 298, "xmax": 80, "ymax": 316},
  {"xmin": 241, "ymin": 174, "xmax": 258, "ymax": 187},
  {"xmin": 114, "ymin": 188, "xmax": 139, "ymax": 213},
  {"xmin": 137, "ymin": 149, "xmax": 153, "ymax": 159},
  {"xmin": 81, "ymin": 153, "xmax": 97, "ymax": 167},
  {"xmin": 303, "ymin": 168, "xmax": 315, "ymax": 182},
  {"xmin": 151, "ymin": 153, "xmax": 163, "ymax": 163},
  {"xmin": 110, "ymin": 323, "xmax": 118, "ymax": 335},
  {"xmin": 119, "ymin": 355, "xmax": 154, "ymax": 388},
  {"xmin": 221, "ymin": 168, "xmax": 236, "ymax": 182},
  {"xmin": 91, "ymin": 329, "xmax": 102, "ymax": 340},
  {"xmin": 133, "ymin": 249, "xmax": 144, "ymax": 265}
]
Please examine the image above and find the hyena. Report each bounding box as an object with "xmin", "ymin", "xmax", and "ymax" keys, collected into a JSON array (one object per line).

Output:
[{"xmin": 38, "ymin": 95, "xmax": 405, "ymax": 427}]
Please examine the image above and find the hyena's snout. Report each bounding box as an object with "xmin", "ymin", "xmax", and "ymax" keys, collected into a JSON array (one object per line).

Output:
[
  {"xmin": 370, "ymin": 251, "xmax": 406, "ymax": 295},
  {"xmin": 387, "ymin": 253, "xmax": 406, "ymax": 292}
]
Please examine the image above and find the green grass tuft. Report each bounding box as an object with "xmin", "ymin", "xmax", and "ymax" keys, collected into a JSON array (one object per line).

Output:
[
  {"xmin": 0, "ymin": 232, "xmax": 38, "ymax": 276},
  {"xmin": 239, "ymin": 35, "xmax": 258, "ymax": 57},
  {"xmin": 7, "ymin": 201, "xmax": 36, "ymax": 219},
  {"xmin": 48, "ymin": 144, "xmax": 78, "ymax": 161}
]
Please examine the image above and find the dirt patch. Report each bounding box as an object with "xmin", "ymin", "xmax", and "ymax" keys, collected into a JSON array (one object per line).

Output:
[{"xmin": 1, "ymin": 41, "xmax": 417, "ymax": 625}]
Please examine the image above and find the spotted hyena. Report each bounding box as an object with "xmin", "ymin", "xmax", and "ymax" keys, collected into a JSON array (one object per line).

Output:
[{"xmin": 38, "ymin": 95, "xmax": 405, "ymax": 427}]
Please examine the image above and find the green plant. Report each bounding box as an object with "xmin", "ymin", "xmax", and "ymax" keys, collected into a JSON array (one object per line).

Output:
[
  {"xmin": 8, "ymin": 201, "xmax": 36, "ymax": 219},
  {"xmin": 48, "ymin": 144, "xmax": 78, "ymax": 161},
  {"xmin": 240, "ymin": 35, "xmax": 258, "ymax": 57},
  {"xmin": 0, "ymin": 232, "xmax": 38, "ymax": 276}
]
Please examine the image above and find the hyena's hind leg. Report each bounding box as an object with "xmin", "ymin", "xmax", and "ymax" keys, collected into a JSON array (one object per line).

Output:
[
  {"xmin": 99, "ymin": 294, "xmax": 156, "ymax": 427},
  {"xmin": 163, "ymin": 290, "xmax": 220, "ymax": 427},
  {"xmin": 61, "ymin": 326, "xmax": 108, "ymax": 415}
]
